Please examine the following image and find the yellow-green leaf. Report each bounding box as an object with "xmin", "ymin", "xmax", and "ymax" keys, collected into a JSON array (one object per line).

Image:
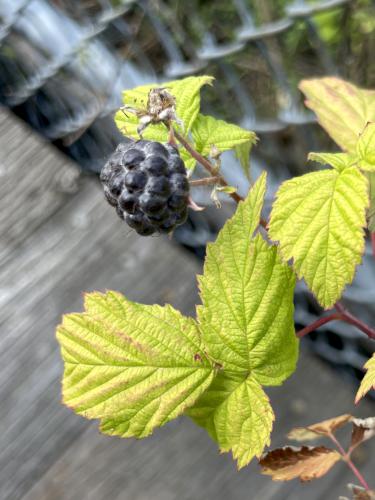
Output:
[
  {"xmin": 57, "ymin": 291, "xmax": 215, "ymax": 438},
  {"xmin": 187, "ymin": 372, "xmax": 274, "ymax": 469},
  {"xmin": 192, "ymin": 114, "xmax": 256, "ymax": 157},
  {"xmin": 115, "ymin": 75, "xmax": 214, "ymax": 139},
  {"xmin": 188, "ymin": 173, "xmax": 298, "ymax": 468},
  {"xmin": 269, "ymin": 168, "xmax": 369, "ymax": 309},
  {"xmin": 299, "ymin": 77, "xmax": 375, "ymax": 152},
  {"xmin": 114, "ymin": 76, "xmax": 213, "ymax": 169},
  {"xmin": 357, "ymin": 122, "xmax": 375, "ymax": 171},
  {"xmin": 368, "ymin": 172, "xmax": 375, "ymax": 231},
  {"xmin": 355, "ymin": 354, "xmax": 375, "ymax": 404},
  {"xmin": 308, "ymin": 152, "xmax": 356, "ymax": 172},
  {"xmin": 235, "ymin": 141, "xmax": 252, "ymax": 180}
]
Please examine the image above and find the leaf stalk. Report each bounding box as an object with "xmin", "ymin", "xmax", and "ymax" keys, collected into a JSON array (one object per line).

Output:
[{"xmin": 328, "ymin": 432, "xmax": 371, "ymax": 491}]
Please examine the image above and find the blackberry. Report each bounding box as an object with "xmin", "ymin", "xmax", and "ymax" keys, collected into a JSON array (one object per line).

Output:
[{"xmin": 100, "ymin": 140, "xmax": 190, "ymax": 236}]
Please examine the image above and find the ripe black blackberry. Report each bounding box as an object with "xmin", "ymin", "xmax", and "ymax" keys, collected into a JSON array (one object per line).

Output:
[{"xmin": 100, "ymin": 140, "xmax": 190, "ymax": 236}]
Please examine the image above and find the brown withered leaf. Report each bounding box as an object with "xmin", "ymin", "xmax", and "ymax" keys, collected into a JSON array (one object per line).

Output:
[
  {"xmin": 287, "ymin": 427, "xmax": 324, "ymax": 442},
  {"xmin": 350, "ymin": 417, "xmax": 375, "ymax": 450},
  {"xmin": 259, "ymin": 446, "xmax": 341, "ymax": 482},
  {"xmin": 288, "ymin": 414, "xmax": 352, "ymax": 442}
]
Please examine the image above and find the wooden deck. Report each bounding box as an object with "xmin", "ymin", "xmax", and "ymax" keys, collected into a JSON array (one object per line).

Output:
[{"xmin": 0, "ymin": 108, "xmax": 374, "ymax": 500}]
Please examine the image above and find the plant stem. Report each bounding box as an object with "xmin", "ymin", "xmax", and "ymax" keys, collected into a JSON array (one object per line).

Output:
[
  {"xmin": 335, "ymin": 302, "xmax": 375, "ymax": 340},
  {"xmin": 167, "ymin": 122, "xmax": 178, "ymax": 146},
  {"xmin": 296, "ymin": 313, "xmax": 342, "ymax": 338},
  {"xmin": 329, "ymin": 432, "xmax": 371, "ymax": 491},
  {"xmin": 174, "ymin": 130, "xmax": 243, "ymax": 203},
  {"xmin": 173, "ymin": 129, "xmax": 268, "ymax": 229},
  {"xmin": 190, "ymin": 176, "xmax": 222, "ymax": 186},
  {"xmin": 297, "ymin": 306, "xmax": 375, "ymax": 341}
]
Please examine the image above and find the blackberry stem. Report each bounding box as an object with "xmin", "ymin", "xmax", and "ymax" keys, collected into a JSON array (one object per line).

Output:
[
  {"xmin": 173, "ymin": 130, "xmax": 242, "ymax": 203},
  {"xmin": 190, "ymin": 177, "xmax": 222, "ymax": 186},
  {"xmin": 296, "ymin": 303, "xmax": 375, "ymax": 341},
  {"xmin": 168, "ymin": 122, "xmax": 178, "ymax": 146},
  {"xmin": 172, "ymin": 129, "xmax": 268, "ymax": 229},
  {"xmin": 328, "ymin": 432, "xmax": 371, "ymax": 491},
  {"xmin": 296, "ymin": 313, "xmax": 342, "ymax": 338}
]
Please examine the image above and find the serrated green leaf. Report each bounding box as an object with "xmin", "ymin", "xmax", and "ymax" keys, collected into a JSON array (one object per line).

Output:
[
  {"xmin": 299, "ymin": 77, "xmax": 375, "ymax": 152},
  {"xmin": 308, "ymin": 152, "xmax": 356, "ymax": 172},
  {"xmin": 115, "ymin": 111, "xmax": 167, "ymax": 142},
  {"xmin": 367, "ymin": 172, "xmax": 375, "ymax": 232},
  {"xmin": 115, "ymin": 75, "xmax": 214, "ymax": 140},
  {"xmin": 57, "ymin": 291, "xmax": 215, "ymax": 438},
  {"xmin": 235, "ymin": 141, "xmax": 252, "ymax": 180},
  {"xmin": 187, "ymin": 372, "xmax": 274, "ymax": 469},
  {"xmin": 355, "ymin": 354, "xmax": 375, "ymax": 403},
  {"xmin": 197, "ymin": 173, "xmax": 297, "ymax": 380},
  {"xmin": 189, "ymin": 173, "xmax": 298, "ymax": 468},
  {"xmin": 269, "ymin": 168, "xmax": 369, "ymax": 309},
  {"xmin": 192, "ymin": 114, "xmax": 256, "ymax": 157},
  {"xmin": 114, "ymin": 76, "xmax": 213, "ymax": 170},
  {"xmin": 357, "ymin": 122, "xmax": 375, "ymax": 171}
]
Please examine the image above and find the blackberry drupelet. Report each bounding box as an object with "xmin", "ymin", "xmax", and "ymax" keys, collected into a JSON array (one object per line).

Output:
[{"xmin": 100, "ymin": 140, "xmax": 190, "ymax": 236}]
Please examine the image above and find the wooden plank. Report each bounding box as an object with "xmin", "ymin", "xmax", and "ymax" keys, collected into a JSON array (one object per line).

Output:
[
  {"xmin": 0, "ymin": 108, "xmax": 80, "ymax": 258},
  {"xmin": 0, "ymin": 109, "xmax": 373, "ymax": 500},
  {"xmin": 0, "ymin": 177, "xmax": 202, "ymax": 500}
]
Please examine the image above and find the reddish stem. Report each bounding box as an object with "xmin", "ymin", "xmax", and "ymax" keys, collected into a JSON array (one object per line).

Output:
[
  {"xmin": 174, "ymin": 130, "xmax": 268, "ymax": 229},
  {"xmin": 335, "ymin": 302, "xmax": 375, "ymax": 340},
  {"xmin": 296, "ymin": 313, "xmax": 342, "ymax": 338},
  {"xmin": 329, "ymin": 433, "xmax": 371, "ymax": 491},
  {"xmin": 297, "ymin": 303, "xmax": 375, "ymax": 341}
]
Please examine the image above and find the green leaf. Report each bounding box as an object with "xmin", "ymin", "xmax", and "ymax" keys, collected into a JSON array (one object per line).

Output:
[
  {"xmin": 299, "ymin": 77, "xmax": 375, "ymax": 152},
  {"xmin": 180, "ymin": 148, "xmax": 196, "ymax": 170},
  {"xmin": 57, "ymin": 291, "xmax": 215, "ymax": 439},
  {"xmin": 269, "ymin": 167, "xmax": 369, "ymax": 309},
  {"xmin": 355, "ymin": 354, "xmax": 375, "ymax": 403},
  {"xmin": 188, "ymin": 173, "xmax": 298, "ymax": 468},
  {"xmin": 114, "ymin": 76, "xmax": 213, "ymax": 170},
  {"xmin": 357, "ymin": 122, "xmax": 375, "ymax": 171},
  {"xmin": 235, "ymin": 141, "xmax": 252, "ymax": 180},
  {"xmin": 57, "ymin": 172, "xmax": 298, "ymax": 469},
  {"xmin": 115, "ymin": 111, "xmax": 167, "ymax": 143},
  {"xmin": 115, "ymin": 75, "xmax": 214, "ymax": 140},
  {"xmin": 368, "ymin": 172, "xmax": 375, "ymax": 232},
  {"xmin": 308, "ymin": 152, "xmax": 356, "ymax": 172},
  {"xmin": 192, "ymin": 114, "xmax": 256, "ymax": 157},
  {"xmin": 216, "ymin": 185, "xmax": 237, "ymax": 194},
  {"xmin": 187, "ymin": 372, "xmax": 274, "ymax": 469}
]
